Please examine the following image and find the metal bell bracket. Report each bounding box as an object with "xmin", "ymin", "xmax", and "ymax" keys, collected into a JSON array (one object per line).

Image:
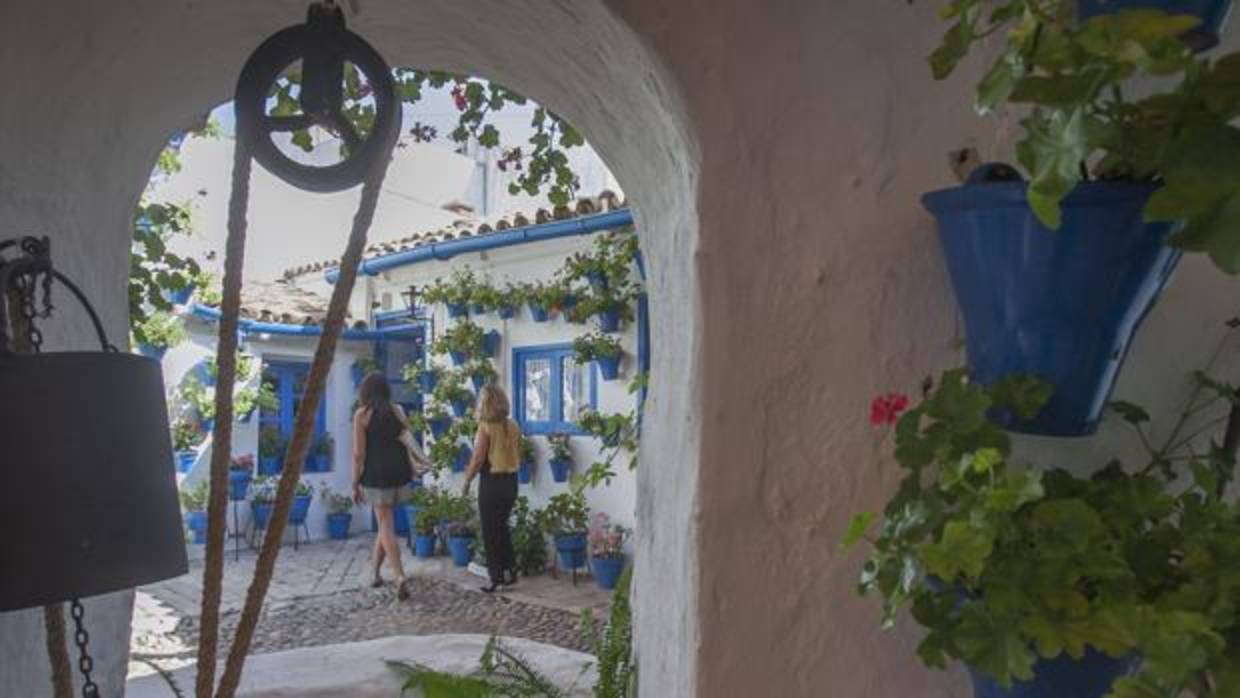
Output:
[
  {"xmin": 0, "ymin": 236, "xmax": 114, "ymax": 357},
  {"xmin": 233, "ymin": 0, "xmax": 400, "ymax": 193}
]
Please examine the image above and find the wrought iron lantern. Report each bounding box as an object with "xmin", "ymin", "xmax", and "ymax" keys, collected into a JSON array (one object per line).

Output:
[
  {"xmin": 0, "ymin": 237, "xmax": 188, "ymax": 613},
  {"xmin": 400, "ymin": 284, "xmax": 418, "ymax": 312}
]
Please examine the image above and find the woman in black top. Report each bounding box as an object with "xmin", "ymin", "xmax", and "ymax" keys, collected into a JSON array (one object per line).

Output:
[{"xmin": 352, "ymin": 372, "xmax": 426, "ymax": 600}]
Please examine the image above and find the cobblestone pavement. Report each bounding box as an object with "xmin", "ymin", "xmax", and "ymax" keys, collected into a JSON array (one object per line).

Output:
[{"xmin": 129, "ymin": 533, "xmax": 610, "ymax": 681}]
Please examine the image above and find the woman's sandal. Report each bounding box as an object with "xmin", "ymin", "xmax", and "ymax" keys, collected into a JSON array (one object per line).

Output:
[
  {"xmin": 397, "ymin": 579, "xmax": 411, "ymax": 601},
  {"xmin": 480, "ymin": 582, "xmax": 501, "ymax": 594},
  {"xmin": 371, "ymin": 577, "xmax": 384, "ymax": 588}
]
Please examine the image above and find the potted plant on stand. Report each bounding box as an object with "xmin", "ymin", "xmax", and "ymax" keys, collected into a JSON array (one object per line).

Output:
[
  {"xmin": 310, "ymin": 432, "xmax": 334, "ymax": 472},
  {"xmin": 289, "ymin": 479, "xmax": 314, "ymax": 530},
  {"xmin": 320, "ymin": 485, "xmax": 353, "ymax": 540},
  {"xmin": 258, "ymin": 425, "xmax": 285, "ymax": 474},
  {"xmin": 542, "ymin": 490, "xmax": 590, "ymax": 574},
  {"xmin": 588, "ymin": 512, "xmax": 629, "ymax": 591},
  {"xmin": 172, "ymin": 418, "xmax": 202, "ymax": 473},
  {"xmin": 843, "ymin": 365, "xmax": 1240, "ymax": 698},
  {"xmin": 249, "ymin": 475, "xmax": 277, "ymax": 529},
  {"xmin": 573, "ymin": 331, "xmax": 623, "ymax": 381},
  {"xmin": 413, "ymin": 509, "xmax": 438, "ymax": 558},
  {"xmin": 228, "ymin": 454, "xmax": 254, "ymax": 501},
  {"xmin": 547, "ymin": 433, "xmax": 574, "ymax": 483},
  {"xmin": 919, "ymin": 0, "xmax": 1240, "ymax": 436},
  {"xmin": 180, "ymin": 480, "xmax": 210, "ymax": 544},
  {"xmin": 512, "ymin": 496, "xmax": 548, "ymax": 575},
  {"xmin": 446, "ymin": 519, "xmax": 476, "ymax": 568}
]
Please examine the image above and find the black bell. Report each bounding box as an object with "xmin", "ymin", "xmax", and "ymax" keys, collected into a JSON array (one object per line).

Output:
[{"xmin": 0, "ymin": 238, "xmax": 187, "ymax": 612}]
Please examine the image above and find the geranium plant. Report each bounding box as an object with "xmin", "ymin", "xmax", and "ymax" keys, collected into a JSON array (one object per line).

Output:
[
  {"xmin": 135, "ymin": 310, "xmax": 187, "ymax": 350},
  {"xmin": 435, "ymin": 320, "xmax": 486, "ymax": 360},
  {"xmin": 588, "ymin": 512, "xmax": 629, "ymax": 560},
  {"xmin": 542, "ymin": 490, "xmax": 589, "ymax": 537},
  {"xmin": 572, "ymin": 331, "xmax": 623, "ymax": 364},
  {"xmin": 172, "ymin": 418, "xmax": 203, "ymax": 451},
  {"xmin": 179, "ymin": 481, "xmax": 209, "ymax": 512},
  {"xmin": 319, "ymin": 485, "xmax": 353, "ymax": 514},
  {"xmin": 229, "ymin": 454, "xmax": 254, "ymax": 472},
  {"xmin": 927, "ymin": 0, "xmax": 1240, "ymax": 271},
  {"xmin": 842, "ymin": 366, "xmax": 1240, "ymax": 696},
  {"xmin": 547, "ymin": 433, "xmax": 574, "ymax": 464}
]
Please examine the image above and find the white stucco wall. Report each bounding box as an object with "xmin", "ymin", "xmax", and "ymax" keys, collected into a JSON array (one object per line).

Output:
[{"xmin": 354, "ymin": 233, "xmax": 642, "ymax": 534}]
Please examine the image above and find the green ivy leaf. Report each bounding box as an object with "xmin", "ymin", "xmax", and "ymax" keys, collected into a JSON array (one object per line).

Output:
[
  {"xmin": 1016, "ymin": 107, "xmax": 1089, "ymax": 230},
  {"xmin": 840, "ymin": 512, "xmax": 877, "ymax": 550}
]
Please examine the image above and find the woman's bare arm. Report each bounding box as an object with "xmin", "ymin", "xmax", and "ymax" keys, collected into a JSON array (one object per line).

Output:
[
  {"xmin": 462, "ymin": 426, "xmax": 490, "ymax": 495},
  {"xmin": 352, "ymin": 408, "xmax": 368, "ymax": 500}
]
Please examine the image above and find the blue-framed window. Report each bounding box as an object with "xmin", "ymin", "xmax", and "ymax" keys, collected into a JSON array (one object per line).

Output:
[
  {"xmin": 375, "ymin": 325, "xmax": 425, "ymax": 405},
  {"xmin": 512, "ymin": 344, "xmax": 597, "ymax": 434},
  {"xmin": 260, "ymin": 361, "xmax": 329, "ymax": 472}
]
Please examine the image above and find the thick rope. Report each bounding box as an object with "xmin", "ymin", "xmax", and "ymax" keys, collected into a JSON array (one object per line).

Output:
[
  {"xmin": 212, "ymin": 155, "xmax": 391, "ymax": 698},
  {"xmin": 43, "ymin": 603, "xmax": 72, "ymax": 697},
  {"xmin": 194, "ymin": 138, "xmax": 254, "ymax": 698}
]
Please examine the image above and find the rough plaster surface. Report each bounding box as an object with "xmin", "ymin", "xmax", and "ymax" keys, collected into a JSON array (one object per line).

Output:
[
  {"xmin": 125, "ymin": 634, "xmax": 596, "ymax": 698},
  {"xmin": 5, "ymin": 1, "xmax": 1238, "ymax": 696},
  {"xmin": 0, "ymin": 2, "xmax": 696, "ymax": 696}
]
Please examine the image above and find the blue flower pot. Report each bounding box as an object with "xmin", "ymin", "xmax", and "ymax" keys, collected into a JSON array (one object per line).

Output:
[
  {"xmin": 429, "ymin": 416, "xmax": 452, "ymax": 439},
  {"xmin": 259, "ymin": 456, "xmax": 280, "ymax": 475},
  {"xmin": 446, "ymin": 302, "xmax": 469, "ymax": 319},
  {"xmin": 448, "ymin": 536, "xmax": 474, "ymax": 567},
  {"xmin": 193, "ymin": 361, "xmax": 216, "ymax": 387},
  {"xmin": 470, "ymin": 302, "xmax": 487, "ymax": 315},
  {"xmin": 200, "ymin": 417, "xmax": 215, "ymax": 433},
  {"xmin": 482, "ymin": 330, "xmax": 501, "ymax": 358},
  {"xmin": 591, "ymin": 556, "xmax": 624, "ymax": 590},
  {"xmin": 470, "ymin": 374, "xmax": 487, "ymax": 392},
  {"xmin": 252, "ymin": 501, "xmax": 274, "ymax": 529},
  {"xmin": 228, "ymin": 470, "xmax": 252, "ymax": 501},
  {"xmin": 596, "ymin": 355, "xmax": 620, "ymax": 381},
  {"xmin": 528, "ymin": 303, "xmax": 550, "ymax": 323},
  {"xmin": 351, "ymin": 363, "xmax": 366, "ymax": 387},
  {"xmin": 550, "ymin": 458, "xmax": 571, "ymax": 483},
  {"xmin": 561, "ymin": 293, "xmax": 579, "ymax": 312},
  {"xmin": 451, "ymin": 399, "xmax": 472, "ymax": 418},
  {"xmin": 175, "ymin": 450, "xmax": 197, "ymax": 473},
  {"xmin": 922, "ymin": 179, "xmax": 1180, "ymax": 437},
  {"xmin": 449, "ymin": 350, "xmax": 468, "ymax": 366},
  {"xmin": 289, "ymin": 495, "xmax": 312, "ymax": 525},
  {"xmin": 417, "ymin": 371, "xmax": 439, "ymax": 392},
  {"xmin": 586, "ymin": 270, "xmax": 608, "ymax": 291},
  {"xmin": 968, "ymin": 647, "xmax": 1138, "ymax": 698},
  {"xmin": 555, "ymin": 533, "xmax": 587, "ymax": 570},
  {"xmin": 1078, "ymin": 0, "xmax": 1230, "ymax": 51},
  {"xmin": 518, "ymin": 461, "xmax": 532, "ymax": 485},
  {"xmin": 402, "ymin": 504, "xmax": 419, "ymax": 537},
  {"xmin": 498, "ymin": 305, "xmax": 516, "ymax": 319},
  {"xmin": 598, "ymin": 309, "xmax": 622, "ymax": 333},
  {"xmin": 307, "ymin": 454, "xmax": 329, "ymax": 472},
  {"xmin": 166, "ymin": 286, "xmax": 195, "ymax": 305},
  {"xmin": 453, "ymin": 447, "xmax": 472, "ymax": 473},
  {"xmin": 326, "ymin": 512, "xmax": 351, "ymax": 540},
  {"xmin": 414, "ymin": 533, "xmax": 436, "ymax": 558},
  {"xmin": 185, "ymin": 511, "xmax": 208, "ymax": 544},
  {"xmin": 138, "ymin": 344, "xmax": 167, "ymax": 361}
]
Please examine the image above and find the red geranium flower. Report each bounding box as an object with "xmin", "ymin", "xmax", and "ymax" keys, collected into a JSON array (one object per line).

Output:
[
  {"xmin": 451, "ymin": 84, "xmax": 468, "ymax": 111},
  {"xmin": 869, "ymin": 393, "xmax": 909, "ymax": 426}
]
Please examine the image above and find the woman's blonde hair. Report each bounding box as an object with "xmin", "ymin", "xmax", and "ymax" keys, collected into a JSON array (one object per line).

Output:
[{"xmin": 476, "ymin": 384, "xmax": 511, "ymax": 423}]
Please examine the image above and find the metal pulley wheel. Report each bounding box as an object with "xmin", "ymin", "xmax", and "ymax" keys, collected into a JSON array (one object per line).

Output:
[{"xmin": 234, "ymin": 1, "xmax": 401, "ymax": 192}]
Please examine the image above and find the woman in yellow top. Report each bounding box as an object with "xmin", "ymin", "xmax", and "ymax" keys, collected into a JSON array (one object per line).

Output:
[{"xmin": 461, "ymin": 384, "xmax": 521, "ymax": 593}]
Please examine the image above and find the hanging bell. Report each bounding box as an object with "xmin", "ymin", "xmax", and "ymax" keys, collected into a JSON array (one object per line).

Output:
[{"xmin": 0, "ymin": 237, "xmax": 187, "ymax": 612}]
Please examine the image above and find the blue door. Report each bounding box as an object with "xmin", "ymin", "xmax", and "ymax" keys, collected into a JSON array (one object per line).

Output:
[{"xmin": 258, "ymin": 361, "xmax": 328, "ymax": 474}]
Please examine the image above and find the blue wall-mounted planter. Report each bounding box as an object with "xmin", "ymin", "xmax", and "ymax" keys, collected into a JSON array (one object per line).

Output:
[
  {"xmin": 165, "ymin": 286, "xmax": 195, "ymax": 306},
  {"xmin": 192, "ymin": 361, "xmax": 215, "ymax": 387},
  {"xmin": 550, "ymin": 458, "xmax": 571, "ymax": 483},
  {"xmin": 453, "ymin": 447, "xmax": 472, "ymax": 473},
  {"xmin": 586, "ymin": 270, "xmax": 607, "ymax": 291},
  {"xmin": 922, "ymin": 179, "xmax": 1180, "ymax": 437},
  {"xmin": 598, "ymin": 309, "xmax": 622, "ymax": 333},
  {"xmin": 470, "ymin": 374, "xmax": 488, "ymax": 392},
  {"xmin": 529, "ymin": 302, "xmax": 550, "ymax": 323},
  {"xmin": 351, "ymin": 363, "xmax": 366, "ymax": 387},
  {"xmin": 518, "ymin": 461, "xmax": 532, "ymax": 485},
  {"xmin": 326, "ymin": 512, "xmax": 351, "ymax": 540},
  {"xmin": 482, "ymin": 330, "xmax": 501, "ymax": 358},
  {"xmin": 417, "ymin": 371, "xmax": 439, "ymax": 393},
  {"xmin": 448, "ymin": 535, "xmax": 474, "ymax": 567},
  {"xmin": 1078, "ymin": 0, "xmax": 1231, "ymax": 51},
  {"xmin": 449, "ymin": 350, "xmax": 468, "ymax": 366},
  {"xmin": 428, "ymin": 416, "xmax": 452, "ymax": 439},
  {"xmin": 138, "ymin": 344, "xmax": 167, "ymax": 361},
  {"xmin": 175, "ymin": 450, "xmax": 197, "ymax": 473},
  {"xmin": 498, "ymin": 305, "xmax": 516, "ymax": 319},
  {"xmin": 968, "ymin": 647, "xmax": 1137, "ymax": 698},
  {"xmin": 228, "ymin": 470, "xmax": 252, "ymax": 501},
  {"xmin": 259, "ymin": 456, "xmax": 280, "ymax": 475},
  {"xmin": 451, "ymin": 398, "xmax": 472, "ymax": 418},
  {"xmin": 596, "ymin": 356, "xmax": 621, "ymax": 381},
  {"xmin": 555, "ymin": 533, "xmax": 587, "ymax": 570},
  {"xmin": 200, "ymin": 417, "xmax": 215, "ymax": 434},
  {"xmin": 446, "ymin": 302, "xmax": 469, "ymax": 319}
]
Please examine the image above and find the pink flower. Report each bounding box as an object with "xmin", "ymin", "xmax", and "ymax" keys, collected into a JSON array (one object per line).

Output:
[
  {"xmin": 451, "ymin": 85, "xmax": 468, "ymax": 112},
  {"xmin": 869, "ymin": 393, "xmax": 909, "ymax": 426}
]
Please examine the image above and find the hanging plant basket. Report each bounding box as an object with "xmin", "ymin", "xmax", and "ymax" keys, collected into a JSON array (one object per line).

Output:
[
  {"xmin": 446, "ymin": 302, "xmax": 469, "ymax": 319},
  {"xmin": 967, "ymin": 647, "xmax": 1138, "ymax": 698},
  {"xmin": 598, "ymin": 309, "xmax": 622, "ymax": 333},
  {"xmin": 596, "ymin": 356, "xmax": 621, "ymax": 381},
  {"xmin": 498, "ymin": 304, "xmax": 516, "ymax": 319},
  {"xmin": 428, "ymin": 416, "xmax": 452, "ymax": 439},
  {"xmin": 451, "ymin": 398, "xmax": 472, "ymax": 418},
  {"xmin": 449, "ymin": 350, "xmax": 469, "ymax": 366},
  {"xmin": 1078, "ymin": 0, "xmax": 1231, "ymax": 51},
  {"xmin": 185, "ymin": 511, "xmax": 209, "ymax": 544},
  {"xmin": 528, "ymin": 302, "xmax": 550, "ymax": 323},
  {"xmin": 194, "ymin": 361, "xmax": 216, "ymax": 387},
  {"xmin": 470, "ymin": 374, "xmax": 487, "ymax": 392},
  {"xmin": 351, "ymin": 363, "xmax": 366, "ymax": 387},
  {"xmin": 550, "ymin": 458, "xmax": 572, "ymax": 483},
  {"xmin": 482, "ymin": 330, "xmax": 501, "ymax": 358},
  {"xmin": 453, "ymin": 446, "xmax": 472, "ymax": 473},
  {"xmin": 417, "ymin": 371, "xmax": 439, "ymax": 393},
  {"xmin": 586, "ymin": 270, "xmax": 608, "ymax": 291},
  {"xmin": 165, "ymin": 285, "xmax": 195, "ymax": 306},
  {"xmin": 138, "ymin": 344, "xmax": 168, "ymax": 361},
  {"xmin": 922, "ymin": 179, "xmax": 1180, "ymax": 437},
  {"xmin": 470, "ymin": 302, "xmax": 486, "ymax": 315},
  {"xmin": 176, "ymin": 450, "xmax": 197, "ymax": 473}
]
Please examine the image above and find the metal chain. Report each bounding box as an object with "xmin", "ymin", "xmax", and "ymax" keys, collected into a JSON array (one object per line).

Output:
[
  {"xmin": 69, "ymin": 600, "xmax": 100, "ymax": 698},
  {"xmin": 15, "ymin": 272, "xmax": 43, "ymax": 353}
]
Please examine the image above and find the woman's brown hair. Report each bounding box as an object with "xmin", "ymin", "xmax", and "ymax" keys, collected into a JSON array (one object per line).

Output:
[{"xmin": 476, "ymin": 384, "xmax": 511, "ymax": 423}]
